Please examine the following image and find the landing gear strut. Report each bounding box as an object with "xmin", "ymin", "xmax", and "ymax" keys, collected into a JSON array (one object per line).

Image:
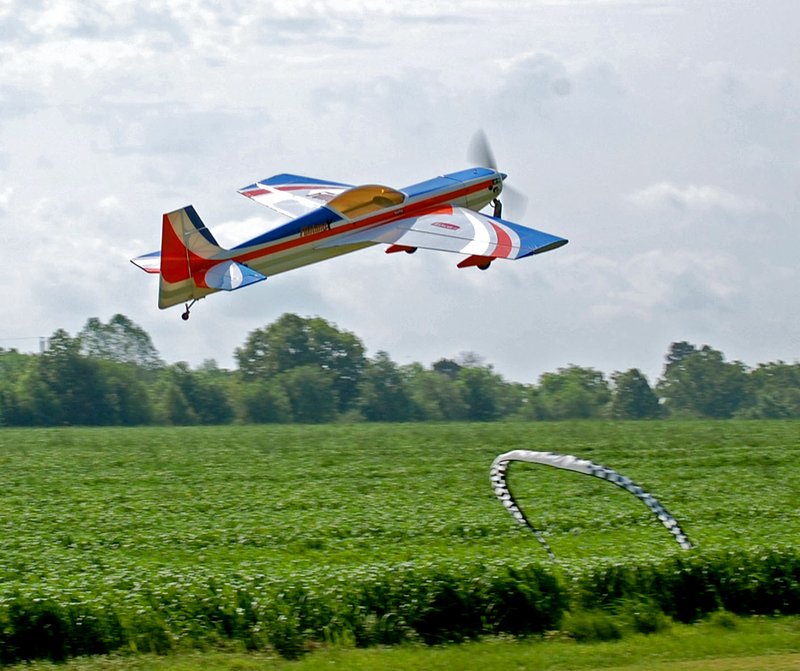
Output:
[
  {"xmin": 492, "ymin": 198, "xmax": 502, "ymax": 218},
  {"xmin": 181, "ymin": 300, "xmax": 198, "ymax": 321}
]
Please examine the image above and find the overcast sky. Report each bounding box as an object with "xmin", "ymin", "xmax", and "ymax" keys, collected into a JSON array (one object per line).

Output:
[{"xmin": 1, "ymin": 0, "xmax": 798, "ymax": 383}]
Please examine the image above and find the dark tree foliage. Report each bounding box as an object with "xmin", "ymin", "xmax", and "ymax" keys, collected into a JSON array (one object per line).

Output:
[
  {"xmin": 279, "ymin": 365, "xmax": 339, "ymax": 423},
  {"xmin": 10, "ymin": 361, "xmax": 60, "ymax": 426},
  {"xmin": 96, "ymin": 360, "xmax": 153, "ymax": 425},
  {"xmin": 517, "ymin": 386, "xmax": 548, "ymax": 421},
  {"xmin": 432, "ymin": 358, "xmax": 463, "ymax": 381},
  {"xmin": 456, "ymin": 365, "xmax": 507, "ymax": 421},
  {"xmin": 2, "ymin": 316, "xmax": 798, "ymax": 425},
  {"xmin": 404, "ymin": 364, "xmax": 468, "ymax": 421},
  {"xmin": 34, "ymin": 330, "xmax": 112, "ymax": 425},
  {"xmin": 240, "ymin": 379, "xmax": 292, "ymax": 423},
  {"xmin": 739, "ymin": 361, "xmax": 800, "ymax": 419},
  {"xmin": 235, "ymin": 314, "xmax": 366, "ymax": 412},
  {"xmin": 7, "ymin": 330, "xmax": 152, "ymax": 426},
  {"xmin": 0, "ymin": 349, "xmax": 32, "ymax": 426},
  {"xmin": 358, "ymin": 352, "xmax": 414, "ymax": 422},
  {"xmin": 537, "ymin": 366, "xmax": 611, "ymax": 420},
  {"xmin": 610, "ymin": 369, "xmax": 661, "ymax": 419},
  {"xmin": 663, "ymin": 341, "xmax": 697, "ymax": 376},
  {"xmin": 79, "ymin": 314, "xmax": 163, "ymax": 371},
  {"xmin": 657, "ymin": 344, "xmax": 750, "ymax": 419},
  {"xmin": 163, "ymin": 362, "xmax": 234, "ymax": 425}
]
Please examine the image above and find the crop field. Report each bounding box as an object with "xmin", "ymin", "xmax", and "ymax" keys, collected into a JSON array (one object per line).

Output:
[{"xmin": 1, "ymin": 421, "xmax": 799, "ymax": 663}]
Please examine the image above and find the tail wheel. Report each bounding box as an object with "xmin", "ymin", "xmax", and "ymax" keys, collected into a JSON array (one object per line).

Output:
[{"xmin": 181, "ymin": 300, "xmax": 198, "ymax": 321}]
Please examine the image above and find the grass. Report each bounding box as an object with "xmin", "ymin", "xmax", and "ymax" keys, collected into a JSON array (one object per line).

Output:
[
  {"xmin": 6, "ymin": 615, "xmax": 800, "ymax": 670},
  {"xmin": 2, "ymin": 421, "xmax": 798, "ymax": 572},
  {"xmin": 0, "ymin": 421, "xmax": 798, "ymax": 662}
]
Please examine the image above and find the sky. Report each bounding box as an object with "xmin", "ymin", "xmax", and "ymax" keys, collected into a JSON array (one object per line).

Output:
[{"xmin": 1, "ymin": 0, "xmax": 798, "ymax": 383}]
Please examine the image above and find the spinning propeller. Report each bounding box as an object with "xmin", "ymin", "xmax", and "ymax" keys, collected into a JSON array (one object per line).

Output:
[{"xmin": 468, "ymin": 130, "xmax": 528, "ymax": 220}]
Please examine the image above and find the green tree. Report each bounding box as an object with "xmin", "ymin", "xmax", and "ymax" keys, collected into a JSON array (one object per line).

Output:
[
  {"xmin": 162, "ymin": 362, "xmax": 234, "ymax": 425},
  {"xmin": 357, "ymin": 351, "xmax": 413, "ymax": 422},
  {"xmin": 657, "ymin": 344, "xmax": 749, "ymax": 418},
  {"xmin": 34, "ymin": 329, "xmax": 115, "ymax": 425},
  {"xmin": 537, "ymin": 366, "xmax": 610, "ymax": 419},
  {"xmin": 663, "ymin": 341, "xmax": 697, "ymax": 376},
  {"xmin": 739, "ymin": 362, "xmax": 800, "ymax": 418},
  {"xmin": 79, "ymin": 314, "xmax": 163, "ymax": 370},
  {"xmin": 235, "ymin": 314, "xmax": 365, "ymax": 412},
  {"xmin": 240, "ymin": 379, "xmax": 293, "ymax": 423},
  {"xmin": 516, "ymin": 385, "xmax": 548, "ymax": 421},
  {"xmin": 11, "ymin": 360, "xmax": 60, "ymax": 425},
  {"xmin": 279, "ymin": 365, "xmax": 339, "ymax": 423},
  {"xmin": 610, "ymin": 369, "xmax": 661, "ymax": 419},
  {"xmin": 160, "ymin": 380, "xmax": 197, "ymax": 425},
  {"xmin": 456, "ymin": 365, "xmax": 507, "ymax": 421},
  {"xmin": 0, "ymin": 349, "xmax": 34, "ymax": 425},
  {"xmin": 97, "ymin": 360, "xmax": 153, "ymax": 425},
  {"xmin": 404, "ymin": 364, "xmax": 468, "ymax": 421},
  {"xmin": 431, "ymin": 358, "xmax": 463, "ymax": 381}
]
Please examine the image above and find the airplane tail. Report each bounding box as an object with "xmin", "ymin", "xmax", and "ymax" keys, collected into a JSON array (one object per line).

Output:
[{"xmin": 131, "ymin": 206, "xmax": 266, "ymax": 311}]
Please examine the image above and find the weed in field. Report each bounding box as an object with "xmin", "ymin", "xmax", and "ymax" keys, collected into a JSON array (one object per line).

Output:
[
  {"xmin": 707, "ymin": 610, "xmax": 739, "ymax": 630},
  {"xmin": 561, "ymin": 609, "xmax": 622, "ymax": 641},
  {"xmin": 617, "ymin": 598, "xmax": 673, "ymax": 634}
]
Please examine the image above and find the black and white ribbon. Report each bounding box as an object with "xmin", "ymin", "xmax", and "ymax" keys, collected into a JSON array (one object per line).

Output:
[{"xmin": 490, "ymin": 450, "xmax": 693, "ymax": 558}]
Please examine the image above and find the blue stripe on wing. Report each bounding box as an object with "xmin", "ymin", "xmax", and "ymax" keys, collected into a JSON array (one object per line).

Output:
[
  {"xmin": 498, "ymin": 219, "xmax": 568, "ymax": 258},
  {"xmin": 239, "ymin": 174, "xmax": 351, "ymax": 191}
]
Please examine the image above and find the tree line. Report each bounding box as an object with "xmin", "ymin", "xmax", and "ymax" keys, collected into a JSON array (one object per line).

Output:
[{"xmin": 1, "ymin": 313, "xmax": 798, "ymax": 426}]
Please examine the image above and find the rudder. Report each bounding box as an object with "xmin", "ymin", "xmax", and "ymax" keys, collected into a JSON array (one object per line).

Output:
[{"xmin": 158, "ymin": 206, "xmax": 224, "ymax": 309}]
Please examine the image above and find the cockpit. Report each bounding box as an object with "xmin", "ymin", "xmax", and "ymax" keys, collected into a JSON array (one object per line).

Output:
[{"xmin": 326, "ymin": 184, "xmax": 406, "ymax": 219}]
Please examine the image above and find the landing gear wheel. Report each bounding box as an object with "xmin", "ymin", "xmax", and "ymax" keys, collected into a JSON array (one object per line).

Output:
[
  {"xmin": 181, "ymin": 300, "xmax": 198, "ymax": 321},
  {"xmin": 478, "ymin": 262, "xmax": 491, "ymax": 271}
]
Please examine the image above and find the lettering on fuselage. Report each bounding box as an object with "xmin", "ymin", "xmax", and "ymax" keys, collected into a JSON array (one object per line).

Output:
[{"xmin": 300, "ymin": 222, "xmax": 331, "ymax": 238}]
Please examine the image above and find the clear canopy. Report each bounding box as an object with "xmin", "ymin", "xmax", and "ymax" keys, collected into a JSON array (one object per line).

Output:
[{"xmin": 326, "ymin": 184, "xmax": 405, "ymax": 219}]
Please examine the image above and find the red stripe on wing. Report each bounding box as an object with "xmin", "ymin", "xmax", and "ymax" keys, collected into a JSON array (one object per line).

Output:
[{"xmin": 490, "ymin": 221, "xmax": 514, "ymax": 258}]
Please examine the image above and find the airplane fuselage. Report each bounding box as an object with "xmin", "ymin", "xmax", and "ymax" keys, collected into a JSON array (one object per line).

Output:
[
  {"xmin": 133, "ymin": 161, "xmax": 567, "ymax": 317},
  {"xmin": 230, "ymin": 168, "xmax": 504, "ymax": 278}
]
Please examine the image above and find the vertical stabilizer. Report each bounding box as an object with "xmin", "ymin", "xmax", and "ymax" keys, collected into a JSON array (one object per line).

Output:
[{"xmin": 158, "ymin": 206, "xmax": 223, "ymax": 309}]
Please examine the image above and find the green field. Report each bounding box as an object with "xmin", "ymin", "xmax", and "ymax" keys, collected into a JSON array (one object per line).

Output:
[
  {"xmin": 7, "ymin": 616, "xmax": 800, "ymax": 671},
  {"xmin": 1, "ymin": 422, "xmax": 799, "ymax": 664}
]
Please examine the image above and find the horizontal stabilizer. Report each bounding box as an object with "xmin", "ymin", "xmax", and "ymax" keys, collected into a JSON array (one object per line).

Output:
[
  {"xmin": 203, "ymin": 261, "xmax": 267, "ymax": 291},
  {"xmin": 131, "ymin": 251, "xmax": 161, "ymax": 274},
  {"xmin": 133, "ymin": 205, "xmax": 270, "ymax": 311}
]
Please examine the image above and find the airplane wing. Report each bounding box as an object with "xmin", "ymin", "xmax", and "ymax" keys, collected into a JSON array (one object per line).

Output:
[
  {"xmin": 318, "ymin": 205, "xmax": 567, "ymax": 265},
  {"xmin": 238, "ymin": 173, "xmax": 352, "ymax": 218}
]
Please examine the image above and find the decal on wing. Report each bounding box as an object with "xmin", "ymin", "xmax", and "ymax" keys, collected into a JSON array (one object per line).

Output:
[
  {"xmin": 318, "ymin": 205, "xmax": 567, "ymax": 261},
  {"xmin": 238, "ymin": 173, "xmax": 352, "ymax": 218}
]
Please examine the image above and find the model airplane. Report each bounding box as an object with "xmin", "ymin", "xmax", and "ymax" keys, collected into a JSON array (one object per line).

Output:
[{"xmin": 131, "ymin": 137, "xmax": 568, "ymax": 320}]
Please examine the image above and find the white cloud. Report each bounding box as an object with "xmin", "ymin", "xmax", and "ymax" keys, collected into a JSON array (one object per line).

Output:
[
  {"xmin": 97, "ymin": 195, "xmax": 121, "ymax": 211},
  {"xmin": 0, "ymin": 185, "xmax": 12, "ymax": 210},
  {"xmin": 586, "ymin": 249, "xmax": 740, "ymax": 317},
  {"xmin": 212, "ymin": 216, "xmax": 282, "ymax": 248},
  {"xmin": 1, "ymin": 0, "xmax": 798, "ymax": 381},
  {"xmin": 626, "ymin": 182, "xmax": 766, "ymax": 215}
]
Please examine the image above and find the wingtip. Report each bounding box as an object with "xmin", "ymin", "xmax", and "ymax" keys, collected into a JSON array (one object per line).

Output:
[{"xmin": 131, "ymin": 251, "xmax": 161, "ymax": 274}]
